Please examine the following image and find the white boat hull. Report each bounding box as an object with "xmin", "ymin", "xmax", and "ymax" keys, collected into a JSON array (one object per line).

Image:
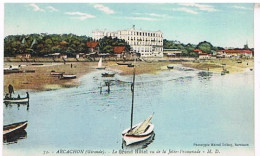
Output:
[
  {"xmin": 122, "ymin": 123, "xmax": 154, "ymax": 146},
  {"xmin": 61, "ymin": 75, "xmax": 77, "ymax": 79},
  {"xmin": 4, "ymin": 98, "xmax": 29, "ymax": 103}
]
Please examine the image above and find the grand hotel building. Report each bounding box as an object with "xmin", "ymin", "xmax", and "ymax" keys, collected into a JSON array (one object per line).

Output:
[{"xmin": 92, "ymin": 26, "xmax": 163, "ymax": 57}]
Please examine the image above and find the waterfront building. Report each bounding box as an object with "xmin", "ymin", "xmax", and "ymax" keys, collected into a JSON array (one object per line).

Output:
[
  {"xmin": 193, "ymin": 49, "xmax": 211, "ymax": 59},
  {"xmin": 163, "ymin": 49, "xmax": 182, "ymax": 57},
  {"xmin": 217, "ymin": 50, "xmax": 253, "ymax": 58},
  {"xmin": 92, "ymin": 26, "xmax": 163, "ymax": 57},
  {"xmin": 86, "ymin": 41, "xmax": 99, "ymax": 53}
]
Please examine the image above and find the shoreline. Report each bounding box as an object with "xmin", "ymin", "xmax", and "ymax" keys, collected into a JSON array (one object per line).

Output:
[{"xmin": 3, "ymin": 58, "xmax": 254, "ymax": 92}]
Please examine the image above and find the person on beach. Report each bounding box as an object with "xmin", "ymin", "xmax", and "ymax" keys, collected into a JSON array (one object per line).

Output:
[
  {"xmin": 71, "ymin": 63, "xmax": 73, "ymax": 68},
  {"xmin": 8, "ymin": 84, "xmax": 14, "ymax": 98}
]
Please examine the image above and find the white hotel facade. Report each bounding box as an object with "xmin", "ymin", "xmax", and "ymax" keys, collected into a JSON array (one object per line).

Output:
[{"xmin": 92, "ymin": 26, "xmax": 163, "ymax": 57}]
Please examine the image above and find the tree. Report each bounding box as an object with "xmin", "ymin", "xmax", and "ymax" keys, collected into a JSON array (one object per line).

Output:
[
  {"xmin": 98, "ymin": 36, "xmax": 130, "ymax": 54},
  {"xmin": 196, "ymin": 41, "xmax": 213, "ymax": 53}
]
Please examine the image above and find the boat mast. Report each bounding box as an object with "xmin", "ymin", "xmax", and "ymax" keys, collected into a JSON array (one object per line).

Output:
[{"xmin": 130, "ymin": 66, "xmax": 136, "ymax": 130}]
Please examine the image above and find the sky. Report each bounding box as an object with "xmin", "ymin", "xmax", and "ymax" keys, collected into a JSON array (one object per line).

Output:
[{"xmin": 4, "ymin": 3, "xmax": 254, "ymax": 48}]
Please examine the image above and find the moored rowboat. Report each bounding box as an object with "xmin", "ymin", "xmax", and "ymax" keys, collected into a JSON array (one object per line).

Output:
[
  {"xmin": 60, "ymin": 74, "xmax": 77, "ymax": 79},
  {"xmin": 51, "ymin": 72, "xmax": 64, "ymax": 76},
  {"xmin": 102, "ymin": 73, "xmax": 115, "ymax": 77},
  {"xmin": 4, "ymin": 97, "xmax": 29, "ymax": 103},
  {"xmin": 3, "ymin": 121, "xmax": 28, "ymax": 136},
  {"xmin": 4, "ymin": 69, "xmax": 23, "ymax": 74},
  {"xmin": 167, "ymin": 65, "xmax": 174, "ymax": 69},
  {"xmin": 117, "ymin": 62, "xmax": 132, "ymax": 65}
]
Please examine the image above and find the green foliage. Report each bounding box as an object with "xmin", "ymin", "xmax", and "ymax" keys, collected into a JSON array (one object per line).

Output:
[
  {"xmin": 4, "ymin": 34, "xmax": 131, "ymax": 56},
  {"xmin": 196, "ymin": 41, "xmax": 213, "ymax": 53},
  {"xmin": 4, "ymin": 34, "xmax": 92, "ymax": 57},
  {"xmin": 98, "ymin": 36, "xmax": 130, "ymax": 53},
  {"xmin": 163, "ymin": 39, "xmax": 224, "ymax": 57}
]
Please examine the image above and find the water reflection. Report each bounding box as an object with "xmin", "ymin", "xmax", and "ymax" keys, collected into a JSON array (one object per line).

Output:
[
  {"xmin": 197, "ymin": 71, "xmax": 213, "ymax": 80},
  {"xmin": 3, "ymin": 130, "xmax": 27, "ymax": 145},
  {"xmin": 5, "ymin": 103, "xmax": 30, "ymax": 111},
  {"xmin": 122, "ymin": 132, "xmax": 155, "ymax": 150}
]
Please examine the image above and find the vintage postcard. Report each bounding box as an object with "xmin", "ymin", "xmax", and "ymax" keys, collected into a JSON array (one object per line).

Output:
[{"xmin": 2, "ymin": 2, "xmax": 257, "ymax": 156}]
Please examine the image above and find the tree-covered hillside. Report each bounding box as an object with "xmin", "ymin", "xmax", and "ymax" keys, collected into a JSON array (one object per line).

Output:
[{"xmin": 4, "ymin": 34, "xmax": 130, "ymax": 57}]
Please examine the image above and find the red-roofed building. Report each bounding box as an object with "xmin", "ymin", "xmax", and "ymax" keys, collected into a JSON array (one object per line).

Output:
[
  {"xmin": 86, "ymin": 41, "xmax": 99, "ymax": 53},
  {"xmin": 194, "ymin": 49, "xmax": 211, "ymax": 59},
  {"xmin": 113, "ymin": 46, "xmax": 125, "ymax": 54},
  {"xmin": 113, "ymin": 46, "xmax": 127, "ymax": 57},
  {"xmin": 198, "ymin": 53, "xmax": 211, "ymax": 59},
  {"xmin": 194, "ymin": 49, "xmax": 202, "ymax": 53},
  {"xmin": 218, "ymin": 49, "xmax": 253, "ymax": 58}
]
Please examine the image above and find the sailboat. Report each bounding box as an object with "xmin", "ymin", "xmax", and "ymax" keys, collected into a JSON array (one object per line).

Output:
[
  {"xmin": 122, "ymin": 66, "xmax": 154, "ymax": 146},
  {"xmin": 96, "ymin": 58, "xmax": 106, "ymax": 69}
]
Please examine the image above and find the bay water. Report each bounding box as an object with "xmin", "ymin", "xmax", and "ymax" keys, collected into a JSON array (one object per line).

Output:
[{"xmin": 3, "ymin": 68, "xmax": 254, "ymax": 155}]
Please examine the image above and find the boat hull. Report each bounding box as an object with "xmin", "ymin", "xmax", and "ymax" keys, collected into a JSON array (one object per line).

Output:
[
  {"xmin": 102, "ymin": 73, "xmax": 115, "ymax": 77},
  {"xmin": 117, "ymin": 62, "xmax": 132, "ymax": 65},
  {"xmin": 4, "ymin": 97, "xmax": 29, "ymax": 103},
  {"xmin": 3, "ymin": 121, "xmax": 28, "ymax": 136},
  {"xmin": 96, "ymin": 67, "xmax": 106, "ymax": 69},
  {"xmin": 61, "ymin": 75, "xmax": 77, "ymax": 79},
  {"xmin": 167, "ymin": 66, "xmax": 174, "ymax": 69},
  {"xmin": 122, "ymin": 123, "xmax": 154, "ymax": 146},
  {"xmin": 51, "ymin": 72, "xmax": 64, "ymax": 76},
  {"xmin": 4, "ymin": 69, "xmax": 23, "ymax": 74}
]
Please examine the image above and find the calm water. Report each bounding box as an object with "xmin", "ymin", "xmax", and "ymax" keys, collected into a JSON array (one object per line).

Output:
[{"xmin": 3, "ymin": 68, "xmax": 254, "ymax": 155}]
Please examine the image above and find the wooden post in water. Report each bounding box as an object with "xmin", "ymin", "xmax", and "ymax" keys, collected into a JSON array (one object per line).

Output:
[{"xmin": 130, "ymin": 67, "xmax": 136, "ymax": 130}]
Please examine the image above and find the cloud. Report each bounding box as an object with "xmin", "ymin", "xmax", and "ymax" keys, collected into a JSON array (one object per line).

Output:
[
  {"xmin": 179, "ymin": 3, "xmax": 218, "ymax": 12},
  {"xmin": 127, "ymin": 17, "xmax": 158, "ymax": 21},
  {"xmin": 94, "ymin": 4, "xmax": 114, "ymax": 14},
  {"xmin": 47, "ymin": 6, "xmax": 58, "ymax": 12},
  {"xmin": 172, "ymin": 8, "xmax": 198, "ymax": 15},
  {"xmin": 65, "ymin": 12, "xmax": 95, "ymax": 20},
  {"xmin": 232, "ymin": 5, "xmax": 252, "ymax": 10},
  {"xmin": 29, "ymin": 3, "xmax": 44, "ymax": 12},
  {"xmin": 148, "ymin": 13, "xmax": 168, "ymax": 17},
  {"xmin": 133, "ymin": 12, "xmax": 169, "ymax": 19}
]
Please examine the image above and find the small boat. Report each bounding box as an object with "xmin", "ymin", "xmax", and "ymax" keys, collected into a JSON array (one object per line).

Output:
[
  {"xmin": 25, "ymin": 70, "xmax": 35, "ymax": 73},
  {"xmin": 96, "ymin": 58, "xmax": 106, "ymax": 69},
  {"xmin": 237, "ymin": 60, "xmax": 242, "ymax": 63},
  {"xmin": 50, "ymin": 71, "xmax": 64, "ymax": 76},
  {"xmin": 221, "ymin": 71, "xmax": 225, "ymax": 75},
  {"xmin": 4, "ymin": 97, "xmax": 29, "ymax": 103},
  {"xmin": 117, "ymin": 62, "xmax": 132, "ymax": 66},
  {"xmin": 3, "ymin": 121, "xmax": 28, "ymax": 136},
  {"xmin": 122, "ymin": 115, "xmax": 154, "ymax": 146},
  {"xmin": 183, "ymin": 68, "xmax": 194, "ymax": 71},
  {"xmin": 4, "ymin": 68, "xmax": 23, "ymax": 74},
  {"xmin": 60, "ymin": 74, "xmax": 77, "ymax": 79},
  {"xmin": 128, "ymin": 64, "xmax": 135, "ymax": 67},
  {"xmin": 167, "ymin": 65, "xmax": 174, "ymax": 69},
  {"xmin": 122, "ymin": 65, "xmax": 154, "ymax": 146},
  {"xmin": 102, "ymin": 72, "xmax": 115, "ymax": 77},
  {"xmin": 4, "ymin": 92, "xmax": 29, "ymax": 104},
  {"xmin": 31, "ymin": 63, "xmax": 43, "ymax": 65}
]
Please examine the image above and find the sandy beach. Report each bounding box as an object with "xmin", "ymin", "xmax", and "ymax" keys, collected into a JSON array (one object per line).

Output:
[{"xmin": 3, "ymin": 58, "xmax": 254, "ymax": 92}]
